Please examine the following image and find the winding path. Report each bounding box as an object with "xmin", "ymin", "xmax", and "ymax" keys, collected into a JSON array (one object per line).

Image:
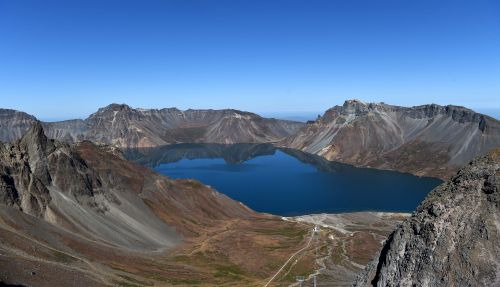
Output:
[{"xmin": 263, "ymin": 228, "xmax": 315, "ymax": 287}]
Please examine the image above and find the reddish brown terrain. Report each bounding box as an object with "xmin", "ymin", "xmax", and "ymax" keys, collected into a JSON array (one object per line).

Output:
[{"xmin": 0, "ymin": 124, "xmax": 403, "ymax": 286}]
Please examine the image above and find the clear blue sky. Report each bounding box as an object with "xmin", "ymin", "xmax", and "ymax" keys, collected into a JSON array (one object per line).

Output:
[{"xmin": 1, "ymin": 0, "xmax": 499, "ymax": 120}]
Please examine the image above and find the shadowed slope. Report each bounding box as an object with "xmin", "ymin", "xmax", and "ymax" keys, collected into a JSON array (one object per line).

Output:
[{"xmin": 0, "ymin": 122, "xmax": 182, "ymax": 250}]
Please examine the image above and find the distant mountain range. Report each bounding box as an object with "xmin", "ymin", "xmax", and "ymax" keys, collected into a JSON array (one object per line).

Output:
[
  {"xmin": 0, "ymin": 102, "xmax": 499, "ymax": 286},
  {"xmin": 1, "ymin": 100, "xmax": 499, "ymax": 179},
  {"xmin": 280, "ymin": 100, "xmax": 500, "ymax": 179},
  {"xmin": 0, "ymin": 103, "xmax": 305, "ymax": 147}
]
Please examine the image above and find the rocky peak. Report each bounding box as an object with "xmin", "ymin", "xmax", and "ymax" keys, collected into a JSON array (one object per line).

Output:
[
  {"xmin": 343, "ymin": 99, "xmax": 367, "ymax": 107},
  {"xmin": 0, "ymin": 123, "xmax": 107, "ymax": 217},
  {"xmin": 320, "ymin": 99, "xmax": 377, "ymax": 120},
  {"xmin": 342, "ymin": 99, "xmax": 369, "ymax": 113},
  {"xmin": 86, "ymin": 103, "xmax": 149, "ymax": 126},
  {"xmin": 18, "ymin": 122, "xmax": 55, "ymax": 186},
  {"xmin": 0, "ymin": 123, "xmax": 55, "ymax": 216},
  {"xmin": 20, "ymin": 121, "xmax": 50, "ymax": 149},
  {"xmin": 103, "ymin": 103, "xmax": 132, "ymax": 112},
  {"xmin": 355, "ymin": 148, "xmax": 500, "ymax": 286},
  {"xmin": 88, "ymin": 103, "xmax": 133, "ymax": 118}
]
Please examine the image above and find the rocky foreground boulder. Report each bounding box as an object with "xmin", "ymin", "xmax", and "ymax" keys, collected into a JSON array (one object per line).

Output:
[{"xmin": 355, "ymin": 148, "xmax": 500, "ymax": 286}]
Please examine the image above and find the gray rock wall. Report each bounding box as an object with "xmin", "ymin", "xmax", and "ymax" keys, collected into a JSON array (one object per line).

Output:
[{"xmin": 355, "ymin": 149, "xmax": 500, "ymax": 286}]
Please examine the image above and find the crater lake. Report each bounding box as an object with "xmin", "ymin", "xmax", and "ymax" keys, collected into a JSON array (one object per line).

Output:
[{"xmin": 125, "ymin": 144, "xmax": 442, "ymax": 216}]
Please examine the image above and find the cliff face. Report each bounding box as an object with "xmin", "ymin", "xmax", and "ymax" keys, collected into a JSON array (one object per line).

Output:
[
  {"xmin": 0, "ymin": 104, "xmax": 305, "ymax": 148},
  {"xmin": 280, "ymin": 100, "xmax": 500, "ymax": 178},
  {"xmin": 355, "ymin": 148, "xmax": 500, "ymax": 287}
]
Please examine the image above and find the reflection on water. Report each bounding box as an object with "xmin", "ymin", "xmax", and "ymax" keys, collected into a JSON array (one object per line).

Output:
[
  {"xmin": 125, "ymin": 144, "xmax": 442, "ymax": 216},
  {"xmin": 124, "ymin": 143, "xmax": 276, "ymax": 166}
]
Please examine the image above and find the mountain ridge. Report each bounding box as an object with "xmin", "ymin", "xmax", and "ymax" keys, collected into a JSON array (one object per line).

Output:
[
  {"xmin": 279, "ymin": 99, "xmax": 500, "ymax": 179},
  {"xmin": 2, "ymin": 100, "xmax": 499, "ymax": 178},
  {"xmin": 0, "ymin": 103, "xmax": 305, "ymax": 148}
]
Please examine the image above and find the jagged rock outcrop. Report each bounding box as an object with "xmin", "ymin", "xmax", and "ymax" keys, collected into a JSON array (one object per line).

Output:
[
  {"xmin": 0, "ymin": 104, "xmax": 305, "ymax": 148},
  {"xmin": 355, "ymin": 148, "xmax": 500, "ymax": 286},
  {"xmin": 0, "ymin": 121, "xmax": 79, "ymax": 218},
  {"xmin": 280, "ymin": 100, "xmax": 500, "ymax": 178}
]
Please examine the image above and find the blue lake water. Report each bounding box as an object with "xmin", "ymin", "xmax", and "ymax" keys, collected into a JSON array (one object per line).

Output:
[{"xmin": 126, "ymin": 144, "xmax": 442, "ymax": 216}]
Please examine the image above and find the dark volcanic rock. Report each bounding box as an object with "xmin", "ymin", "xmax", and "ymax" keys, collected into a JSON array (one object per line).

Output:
[
  {"xmin": 354, "ymin": 148, "xmax": 500, "ymax": 287},
  {"xmin": 280, "ymin": 100, "xmax": 500, "ymax": 178},
  {"xmin": 0, "ymin": 122, "xmax": 100, "ymax": 217}
]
